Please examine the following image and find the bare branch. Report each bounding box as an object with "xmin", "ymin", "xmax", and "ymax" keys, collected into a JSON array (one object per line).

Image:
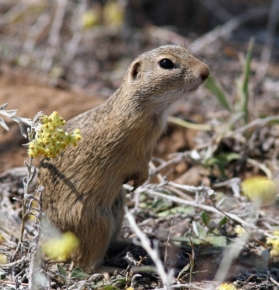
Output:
[{"xmin": 190, "ymin": 7, "xmax": 269, "ymax": 54}]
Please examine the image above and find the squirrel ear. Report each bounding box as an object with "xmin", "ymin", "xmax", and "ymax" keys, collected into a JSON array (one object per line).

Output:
[{"xmin": 130, "ymin": 60, "xmax": 141, "ymax": 80}]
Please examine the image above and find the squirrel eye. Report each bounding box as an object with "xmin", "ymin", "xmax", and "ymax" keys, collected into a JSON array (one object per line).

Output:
[{"xmin": 159, "ymin": 58, "xmax": 176, "ymax": 69}]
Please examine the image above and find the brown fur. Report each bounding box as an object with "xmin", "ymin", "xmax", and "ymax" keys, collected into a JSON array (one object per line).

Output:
[{"xmin": 38, "ymin": 45, "xmax": 209, "ymax": 271}]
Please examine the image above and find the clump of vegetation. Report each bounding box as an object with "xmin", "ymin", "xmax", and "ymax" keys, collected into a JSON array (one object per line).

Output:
[
  {"xmin": 27, "ymin": 111, "xmax": 82, "ymax": 158},
  {"xmin": 266, "ymin": 231, "xmax": 279, "ymax": 258},
  {"xmin": 0, "ymin": 103, "xmax": 31, "ymax": 136},
  {"xmin": 0, "ymin": 109, "xmax": 82, "ymax": 289}
]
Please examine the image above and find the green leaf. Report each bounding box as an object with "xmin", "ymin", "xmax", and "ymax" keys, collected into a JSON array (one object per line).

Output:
[
  {"xmin": 90, "ymin": 280, "xmax": 106, "ymax": 289},
  {"xmin": 235, "ymin": 38, "xmax": 254, "ymax": 125},
  {"xmin": 111, "ymin": 277, "xmax": 126, "ymax": 287},
  {"xmin": 205, "ymin": 75, "xmax": 231, "ymax": 111},
  {"xmin": 201, "ymin": 212, "xmax": 211, "ymax": 227},
  {"xmin": 196, "ymin": 225, "xmax": 207, "ymax": 240},
  {"xmin": 172, "ymin": 236, "xmax": 202, "ymax": 245},
  {"xmin": 152, "ymin": 198, "xmax": 173, "ymax": 213},
  {"xmin": 177, "ymin": 262, "xmax": 191, "ymax": 280},
  {"xmin": 0, "ymin": 269, "xmax": 6, "ymax": 280},
  {"xmin": 168, "ymin": 116, "xmax": 212, "ymax": 131},
  {"xmin": 218, "ymin": 216, "xmax": 228, "ymax": 227},
  {"xmin": 57, "ymin": 264, "xmax": 67, "ymax": 283},
  {"xmin": 157, "ymin": 205, "xmax": 195, "ymax": 217},
  {"xmin": 207, "ymin": 152, "xmax": 240, "ymax": 166},
  {"xmin": 102, "ymin": 286, "xmax": 120, "ymax": 290},
  {"xmin": 205, "ymin": 152, "xmax": 240, "ymax": 177},
  {"xmin": 206, "ymin": 236, "xmax": 227, "ymax": 247},
  {"xmin": 71, "ymin": 266, "xmax": 89, "ymax": 279},
  {"xmin": 241, "ymin": 38, "xmax": 254, "ymax": 124}
]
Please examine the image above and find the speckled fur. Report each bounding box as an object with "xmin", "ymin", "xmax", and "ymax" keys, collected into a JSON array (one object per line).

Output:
[{"xmin": 38, "ymin": 45, "xmax": 209, "ymax": 271}]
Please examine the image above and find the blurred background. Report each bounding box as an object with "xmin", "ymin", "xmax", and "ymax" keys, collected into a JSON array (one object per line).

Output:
[{"xmin": 0, "ymin": 0, "xmax": 278, "ymax": 96}]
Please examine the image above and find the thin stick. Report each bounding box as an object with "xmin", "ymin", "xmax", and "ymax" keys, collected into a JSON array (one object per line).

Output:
[
  {"xmin": 197, "ymin": 0, "xmax": 232, "ymax": 22},
  {"xmin": 256, "ymin": 0, "xmax": 279, "ymax": 79},
  {"xmin": 42, "ymin": 0, "xmax": 68, "ymax": 71},
  {"xmin": 0, "ymin": 256, "xmax": 26, "ymax": 269},
  {"xmin": 226, "ymin": 115, "xmax": 279, "ymax": 135},
  {"xmin": 139, "ymin": 187, "xmax": 256, "ymax": 229},
  {"xmin": 12, "ymin": 157, "xmax": 36, "ymax": 260},
  {"xmin": 0, "ymin": 2, "xmax": 29, "ymax": 27},
  {"xmin": 190, "ymin": 7, "xmax": 269, "ymax": 53},
  {"xmin": 164, "ymin": 214, "xmax": 175, "ymax": 264},
  {"xmin": 125, "ymin": 207, "xmax": 172, "ymax": 290},
  {"xmin": 64, "ymin": 0, "xmax": 87, "ymax": 64},
  {"xmin": 214, "ymin": 230, "xmax": 250, "ymax": 282}
]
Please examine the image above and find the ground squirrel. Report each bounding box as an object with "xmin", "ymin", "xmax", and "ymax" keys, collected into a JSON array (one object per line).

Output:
[{"xmin": 39, "ymin": 45, "xmax": 209, "ymax": 271}]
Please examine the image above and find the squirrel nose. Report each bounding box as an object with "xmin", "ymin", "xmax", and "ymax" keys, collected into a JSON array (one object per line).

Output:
[{"xmin": 200, "ymin": 65, "xmax": 210, "ymax": 81}]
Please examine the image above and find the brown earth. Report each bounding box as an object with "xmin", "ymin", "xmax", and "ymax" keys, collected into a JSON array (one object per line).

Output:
[
  {"xmin": 0, "ymin": 67, "xmax": 197, "ymax": 180},
  {"xmin": 0, "ymin": 68, "xmax": 105, "ymax": 173}
]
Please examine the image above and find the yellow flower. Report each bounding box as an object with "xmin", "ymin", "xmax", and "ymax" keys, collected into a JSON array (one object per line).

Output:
[
  {"xmin": 42, "ymin": 232, "xmax": 79, "ymax": 261},
  {"xmin": 82, "ymin": 10, "xmax": 100, "ymax": 29},
  {"xmin": 0, "ymin": 254, "xmax": 7, "ymax": 264},
  {"xmin": 266, "ymin": 231, "xmax": 279, "ymax": 257},
  {"xmin": 241, "ymin": 176, "xmax": 277, "ymax": 206},
  {"xmin": 41, "ymin": 116, "xmax": 49, "ymax": 124},
  {"xmin": 103, "ymin": 1, "xmax": 124, "ymax": 27},
  {"xmin": 217, "ymin": 283, "xmax": 237, "ymax": 290},
  {"xmin": 235, "ymin": 225, "xmax": 246, "ymax": 236},
  {"xmin": 28, "ymin": 111, "xmax": 82, "ymax": 158}
]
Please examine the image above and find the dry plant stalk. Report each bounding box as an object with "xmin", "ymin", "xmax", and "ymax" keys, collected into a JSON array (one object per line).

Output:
[{"xmin": 125, "ymin": 206, "xmax": 173, "ymax": 290}]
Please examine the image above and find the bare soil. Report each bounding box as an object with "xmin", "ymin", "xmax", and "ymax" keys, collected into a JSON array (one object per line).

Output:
[{"xmin": 0, "ymin": 68, "xmax": 105, "ymax": 173}]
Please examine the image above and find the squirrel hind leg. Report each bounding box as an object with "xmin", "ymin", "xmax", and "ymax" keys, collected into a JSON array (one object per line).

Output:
[
  {"xmin": 110, "ymin": 187, "xmax": 126, "ymax": 242},
  {"xmin": 74, "ymin": 205, "xmax": 115, "ymax": 271}
]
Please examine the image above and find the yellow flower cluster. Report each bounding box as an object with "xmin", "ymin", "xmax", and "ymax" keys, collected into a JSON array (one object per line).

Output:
[
  {"xmin": 241, "ymin": 176, "xmax": 277, "ymax": 206},
  {"xmin": 28, "ymin": 111, "xmax": 82, "ymax": 158},
  {"xmin": 217, "ymin": 283, "xmax": 237, "ymax": 290},
  {"xmin": 266, "ymin": 231, "xmax": 279, "ymax": 257},
  {"xmin": 234, "ymin": 225, "xmax": 246, "ymax": 236},
  {"xmin": 42, "ymin": 232, "xmax": 79, "ymax": 261},
  {"xmin": 0, "ymin": 253, "xmax": 7, "ymax": 264}
]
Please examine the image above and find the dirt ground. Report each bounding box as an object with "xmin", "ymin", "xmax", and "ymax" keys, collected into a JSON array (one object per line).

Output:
[{"xmin": 0, "ymin": 68, "xmax": 106, "ymax": 173}]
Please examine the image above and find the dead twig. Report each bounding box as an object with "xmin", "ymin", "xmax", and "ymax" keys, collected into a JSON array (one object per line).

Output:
[
  {"xmin": 0, "ymin": 2, "xmax": 29, "ymax": 28},
  {"xmin": 256, "ymin": 0, "xmax": 279, "ymax": 80},
  {"xmin": 214, "ymin": 231, "xmax": 251, "ymax": 282},
  {"xmin": 147, "ymin": 25, "xmax": 190, "ymax": 47},
  {"xmin": 190, "ymin": 7, "xmax": 269, "ymax": 54},
  {"xmin": 125, "ymin": 206, "xmax": 173, "ymax": 290},
  {"xmin": 22, "ymin": 12, "xmax": 52, "ymax": 53},
  {"xmin": 0, "ymin": 256, "xmax": 27, "ymax": 269},
  {"xmin": 226, "ymin": 115, "xmax": 279, "ymax": 135},
  {"xmin": 64, "ymin": 0, "xmax": 87, "ymax": 65},
  {"xmin": 12, "ymin": 158, "xmax": 36, "ymax": 260},
  {"xmin": 42, "ymin": 0, "xmax": 68, "ymax": 71},
  {"xmin": 151, "ymin": 153, "xmax": 189, "ymax": 176},
  {"xmin": 130, "ymin": 183, "xmax": 256, "ymax": 229},
  {"xmin": 197, "ymin": 0, "xmax": 233, "ymax": 22},
  {"xmin": 270, "ymin": 275, "xmax": 279, "ymax": 287}
]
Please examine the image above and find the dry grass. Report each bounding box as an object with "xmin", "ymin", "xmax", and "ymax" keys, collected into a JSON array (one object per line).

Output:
[{"xmin": 1, "ymin": 1, "xmax": 279, "ymax": 289}]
